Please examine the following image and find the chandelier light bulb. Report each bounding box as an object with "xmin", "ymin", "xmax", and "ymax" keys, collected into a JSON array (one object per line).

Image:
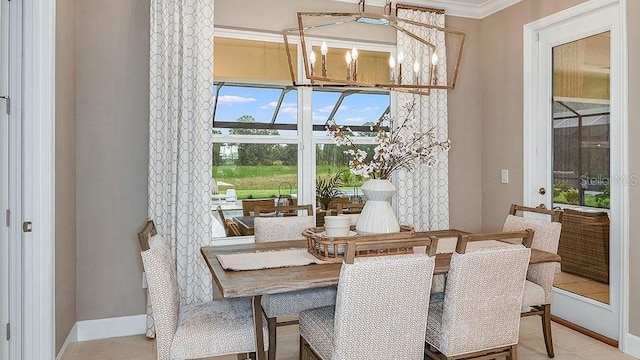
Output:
[
  {"xmin": 345, "ymin": 51, "xmax": 352, "ymax": 65},
  {"xmin": 431, "ymin": 52, "xmax": 439, "ymax": 66},
  {"xmin": 321, "ymin": 41, "xmax": 328, "ymax": 55},
  {"xmin": 351, "ymin": 47, "xmax": 359, "ymax": 61},
  {"xmin": 413, "ymin": 60, "xmax": 420, "ymax": 73},
  {"xmin": 397, "ymin": 51, "xmax": 404, "ymax": 64},
  {"xmin": 309, "ymin": 51, "xmax": 316, "ymax": 65},
  {"xmin": 389, "ymin": 55, "xmax": 395, "ymax": 69}
]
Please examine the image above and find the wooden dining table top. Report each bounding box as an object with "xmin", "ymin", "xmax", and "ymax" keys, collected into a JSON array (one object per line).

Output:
[{"xmin": 200, "ymin": 232, "xmax": 561, "ymax": 299}]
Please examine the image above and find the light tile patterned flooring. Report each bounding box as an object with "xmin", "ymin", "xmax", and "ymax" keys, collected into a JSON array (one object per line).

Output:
[{"xmin": 60, "ymin": 317, "xmax": 636, "ymax": 360}]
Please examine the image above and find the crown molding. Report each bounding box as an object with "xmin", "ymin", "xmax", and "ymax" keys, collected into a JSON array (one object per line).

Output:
[{"xmin": 333, "ymin": 0, "xmax": 522, "ymax": 19}]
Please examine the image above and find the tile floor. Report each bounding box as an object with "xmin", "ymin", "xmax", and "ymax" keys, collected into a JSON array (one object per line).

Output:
[
  {"xmin": 60, "ymin": 316, "xmax": 636, "ymax": 360},
  {"xmin": 554, "ymin": 271, "xmax": 610, "ymax": 304}
]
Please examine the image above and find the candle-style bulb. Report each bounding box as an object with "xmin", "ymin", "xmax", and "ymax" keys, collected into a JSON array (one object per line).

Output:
[
  {"xmin": 397, "ymin": 51, "xmax": 404, "ymax": 64},
  {"xmin": 310, "ymin": 51, "xmax": 316, "ymax": 65},
  {"xmin": 321, "ymin": 41, "xmax": 328, "ymax": 55},
  {"xmin": 413, "ymin": 60, "xmax": 420, "ymax": 73},
  {"xmin": 431, "ymin": 52, "xmax": 439, "ymax": 66},
  {"xmin": 345, "ymin": 51, "xmax": 352, "ymax": 65},
  {"xmin": 351, "ymin": 47, "xmax": 358, "ymax": 61},
  {"xmin": 389, "ymin": 55, "xmax": 396, "ymax": 69}
]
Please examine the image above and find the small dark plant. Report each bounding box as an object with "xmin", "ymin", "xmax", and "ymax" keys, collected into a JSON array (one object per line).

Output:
[{"xmin": 316, "ymin": 171, "xmax": 344, "ymax": 210}]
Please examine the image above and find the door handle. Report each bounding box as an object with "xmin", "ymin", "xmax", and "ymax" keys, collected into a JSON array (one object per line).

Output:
[
  {"xmin": 537, "ymin": 204, "xmax": 547, "ymax": 210},
  {"xmin": 539, "ymin": 187, "xmax": 546, "ymax": 195}
]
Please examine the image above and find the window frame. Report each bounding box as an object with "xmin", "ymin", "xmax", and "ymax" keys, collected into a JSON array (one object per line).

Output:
[{"xmin": 213, "ymin": 27, "xmax": 395, "ymax": 214}]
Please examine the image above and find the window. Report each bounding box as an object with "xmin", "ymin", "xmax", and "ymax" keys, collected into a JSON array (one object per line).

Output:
[{"xmin": 212, "ymin": 30, "xmax": 391, "ymax": 238}]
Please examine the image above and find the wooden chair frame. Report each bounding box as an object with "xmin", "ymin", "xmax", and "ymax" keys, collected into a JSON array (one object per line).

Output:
[
  {"xmin": 242, "ymin": 198, "xmax": 276, "ymax": 216},
  {"xmin": 454, "ymin": 229, "xmax": 535, "ymax": 254},
  {"xmin": 224, "ymin": 219, "xmax": 243, "ymax": 237},
  {"xmin": 335, "ymin": 202, "xmax": 365, "ymax": 214},
  {"xmin": 254, "ymin": 204, "xmax": 313, "ymax": 217},
  {"xmin": 137, "ymin": 220, "xmax": 157, "ymax": 251},
  {"xmin": 508, "ymin": 203, "xmax": 562, "ymax": 358},
  {"xmin": 509, "ymin": 204, "xmax": 563, "ymax": 223}
]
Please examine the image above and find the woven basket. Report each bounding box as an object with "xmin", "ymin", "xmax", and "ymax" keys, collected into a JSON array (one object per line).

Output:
[
  {"xmin": 303, "ymin": 225, "xmax": 415, "ymax": 263},
  {"xmin": 558, "ymin": 208, "xmax": 610, "ymax": 283}
]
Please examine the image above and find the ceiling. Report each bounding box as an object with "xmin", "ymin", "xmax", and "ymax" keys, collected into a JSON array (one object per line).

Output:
[{"xmin": 335, "ymin": 0, "xmax": 522, "ymax": 19}]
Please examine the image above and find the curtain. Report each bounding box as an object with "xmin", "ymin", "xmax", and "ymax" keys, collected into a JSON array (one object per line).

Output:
[
  {"xmin": 394, "ymin": 7, "xmax": 450, "ymax": 232},
  {"xmin": 146, "ymin": 0, "xmax": 214, "ymax": 337}
]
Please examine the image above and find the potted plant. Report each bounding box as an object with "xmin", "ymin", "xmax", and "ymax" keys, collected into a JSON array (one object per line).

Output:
[{"xmin": 316, "ymin": 171, "xmax": 344, "ymax": 210}]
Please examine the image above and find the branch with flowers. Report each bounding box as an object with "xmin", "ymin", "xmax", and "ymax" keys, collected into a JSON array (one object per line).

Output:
[{"xmin": 326, "ymin": 102, "xmax": 451, "ymax": 180}]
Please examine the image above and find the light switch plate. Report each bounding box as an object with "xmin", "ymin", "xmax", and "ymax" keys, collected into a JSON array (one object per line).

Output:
[{"xmin": 501, "ymin": 169, "xmax": 509, "ymax": 184}]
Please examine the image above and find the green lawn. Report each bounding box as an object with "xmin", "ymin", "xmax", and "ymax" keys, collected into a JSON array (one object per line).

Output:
[{"xmin": 212, "ymin": 165, "xmax": 365, "ymax": 199}]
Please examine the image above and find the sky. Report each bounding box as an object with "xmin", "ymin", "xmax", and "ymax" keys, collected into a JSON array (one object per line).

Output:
[{"xmin": 214, "ymin": 84, "xmax": 389, "ymax": 136}]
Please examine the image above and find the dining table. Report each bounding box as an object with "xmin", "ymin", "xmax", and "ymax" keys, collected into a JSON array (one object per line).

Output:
[{"xmin": 200, "ymin": 229, "xmax": 561, "ymax": 360}]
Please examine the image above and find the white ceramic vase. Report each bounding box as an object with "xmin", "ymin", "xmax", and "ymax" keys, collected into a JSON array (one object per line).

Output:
[{"xmin": 355, "ymin": 178, "xmax": 400, "ymax": 235}]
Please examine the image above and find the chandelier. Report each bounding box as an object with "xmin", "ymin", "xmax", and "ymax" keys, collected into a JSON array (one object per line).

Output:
[{"xmin": 282, "ymin": 1, "xmax": 466, "ymax": 93}]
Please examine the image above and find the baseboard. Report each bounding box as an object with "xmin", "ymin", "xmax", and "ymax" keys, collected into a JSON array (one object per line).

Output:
[
  {"xmin": 625, "ymin": 332, "xmax": 640, "ymax": 358},
  {"xmin": 76, "ymin": 314, "xmax": 147, "ymax": 342},
  {"xmin": 55, "ymin": 322, "xmax": 77, "ymax": 360}
]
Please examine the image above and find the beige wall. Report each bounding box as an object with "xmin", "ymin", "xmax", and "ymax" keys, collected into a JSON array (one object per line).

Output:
[
  {"xmin": 479, "ymin": 0, "xmax": 585, "ymax": 231},
  {"xmin": 627, "ymin": 0, "xmax": 640, "ymax": 337},
  {"xmin": 446, "ymin": 15, "xmax": 483, "ymax": 232},
  {"xmin": 75, "ymin": 0, "xmax": 150, "ymax": 320},
  {"xmin": 55, "ymin": 0, "xmax": 77, "ymax": 352}
]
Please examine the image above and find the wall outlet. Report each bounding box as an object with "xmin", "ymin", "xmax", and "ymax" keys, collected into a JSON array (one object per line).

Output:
[
  {"xmin": 142, "ymin": 271, "xmax": 148, "ymax": 289},
  {"xmin": 501, "ymin": 169, "xmax": 509, "ymax": 184}
]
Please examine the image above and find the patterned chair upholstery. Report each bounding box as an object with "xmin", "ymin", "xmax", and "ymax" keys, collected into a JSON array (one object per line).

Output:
[
  {"xmin": 502, "ymin": 204, "xmax": 563, "ymax": 358},
  {"xmin": 140, "ymin": 234, "xmax": 268, "ymax": 360},
  {"xmin": 253, "ymin": 215, "xmax": 314, "ymax": 242},
  {"xmin": 299, "ymin": 252, "xmax": 436, "ymax": 360},
  {"xmin": 253, "ymin": 215, "xmax": 337, "ymax": 360},
  {"xmin": 424, "ymin": 245, "xmax": 531, "ymax": 360}
]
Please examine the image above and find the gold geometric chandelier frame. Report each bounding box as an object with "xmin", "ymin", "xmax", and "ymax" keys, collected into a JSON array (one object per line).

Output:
[{"xmin": 282, "ymin": 2, "xmax": 466, "ymax": 93}]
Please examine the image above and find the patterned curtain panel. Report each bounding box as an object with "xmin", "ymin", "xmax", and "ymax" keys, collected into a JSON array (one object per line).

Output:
[
  {"xmin": 394, "ymin": 8, "xmax": 450, "ymax": 231},
  {"xmin": 146, "ymin": 0, "xmax": 214, "ymax": 338}
]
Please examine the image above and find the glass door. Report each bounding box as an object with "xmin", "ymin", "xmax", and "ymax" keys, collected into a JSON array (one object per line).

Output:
[
  {"xmin": 552, "ymin": 33, "xmax": 611, "ymax": 305},
  {"xmin": 524, "ymin": 1, "xmax": 622, "ymax": 341}
]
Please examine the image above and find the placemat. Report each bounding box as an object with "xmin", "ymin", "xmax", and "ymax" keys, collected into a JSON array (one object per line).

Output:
[{"xmin": 217, "ymin": 248, "xmax": 329, "ymax": 271}]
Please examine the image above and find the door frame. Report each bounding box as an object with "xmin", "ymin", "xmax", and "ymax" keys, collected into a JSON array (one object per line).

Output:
[
  {"xmin": 523, "ymin": 0, "xmax": 628, "ymax": 348},
  {"xmin": 9, "ymin": 0, "xmax": 56, "ymax": 359}
]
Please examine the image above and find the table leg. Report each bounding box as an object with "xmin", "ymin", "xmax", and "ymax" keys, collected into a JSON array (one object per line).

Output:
[{"xmin": 252, "ymin": 295, "xmax": 266, "ymax": 360}]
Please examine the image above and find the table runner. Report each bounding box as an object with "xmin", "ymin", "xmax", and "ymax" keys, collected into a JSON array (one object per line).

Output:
[{"xmin": 217, "ymin": 248, "xmax": 329, "ymax": 271}]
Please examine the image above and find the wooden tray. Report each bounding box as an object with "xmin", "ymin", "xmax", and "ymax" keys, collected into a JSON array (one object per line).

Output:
[{"xmin": 303, "ymin": 225, "xmax": 415, "ymax": 262}]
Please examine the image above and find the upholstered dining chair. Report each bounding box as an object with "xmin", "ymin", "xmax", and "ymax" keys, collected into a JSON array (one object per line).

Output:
[
  {"xmin": 138, "ymin": 220, "xmax": 268, "ymax": 360},
  {"xmin": 252, "ymin": 215, "xmax": 336, "ymax": 360},
  {"xmin": 424, "ymin": 235, "xmax": 531, "ymax": 360},
  {"xmin": 299, "ymin": 237, "xmax": 437, "ymax": 360},
  {"xmin": 503, "ymin": 204, "xmax": 562, "ymax": 358}
]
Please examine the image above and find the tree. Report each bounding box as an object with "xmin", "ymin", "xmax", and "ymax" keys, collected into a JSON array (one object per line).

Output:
[{"xmin": 229, "ymin": 115, "xmax": 280, "ymax": 166}]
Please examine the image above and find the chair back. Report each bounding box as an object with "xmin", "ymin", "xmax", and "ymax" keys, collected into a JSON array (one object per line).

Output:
[
  {"xmin": 241, "ymin": 198, "xmax": 275, "ymax": 216},
  {"xmin": 336, "ymin": 202, "xmax": 365, "ymax": 214},
  {"xmin": 224, "ymin": 219, "xmax": 243, "ymax": 237},
  {"xmin": 140, "ymin": 245, "xmax": 180, "ymax": 360},
  {"xmin": 254, "ymin": 204, "xmax": 313, "ymax": 217},
  {"xmin": 254, "ymin": 216, "xmax": 314, "ymax": 242},
  {"xmin": 503, "ymin": 204, "xmax": 562, "ymax": 303},
  {"xmin": 437, "ymin": 246, "xmax": 530, "ymax": 356},
  {"xmin": 332, "ymin": 248, "xmax": 435, "ymax": 359},
  {"xmin": 137, "ymin": 220, "xmax": 157, "ymax": 251}
]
